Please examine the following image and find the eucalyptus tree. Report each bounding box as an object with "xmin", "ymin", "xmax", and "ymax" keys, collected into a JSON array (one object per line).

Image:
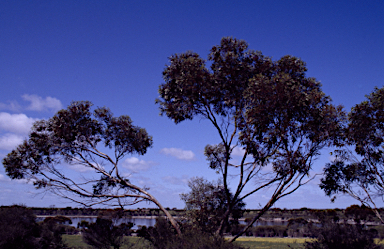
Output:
[
  {"xmin": 321, "ymin": 86, "xmax": 384, "ymax": 224},
  {"xmin": 2, "ymin": 101, "xmax": 181, "ymax": 235},
  {"xmin": 157, "ymin": 37, "xmax": 344, "ymax": 240}
]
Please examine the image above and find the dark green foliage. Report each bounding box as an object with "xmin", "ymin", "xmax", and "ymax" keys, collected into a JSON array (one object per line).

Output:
[
  {"xmin": 180, "ymin": 177, "xmax": 245, "ymax": 234},
  {"xmin": 304, "ymin": 222, "xmax": 382, "ymax": 249},
  {"xmin": 0, "ymin": 206, "xmax": 67, "ymax": 249},
  {"xmin": 305, "ymin": 207, "xmax": 383, "ymax": 249},
  {"xmin": 345, "ymin": 205, "xmax": 375, "ymax": 223},
  {"xmin": 251, "ymin": 225, "xmax": 287, "ymax": 237},
  {"xmin": 347, "ymin": 87, "xmax": 384, "ymax": 157},
  {"xmin": 137, "ymin": 217, "xmax": 244, "ymax": 249},
  {"xmin": 43, "ymin": 215, "xmax": 72, "ymax": 225},
  {"xmin": 39, "ymin": 217, "xmax": 68, "ymax": 249},
  {"xmin": 0, "ymin": 206, "xmax": 41, "ymax": 249},
  {"xmin": 158, "ymin": 37, "xmax": 345, "ymax": 238},
  {"xmin": 77, "ymin": 220, "xmax": 90, "ymax": 229},
  {"xmin": 82, "ymin": 217, "xmax": 126, "ymax": 249},
  {"xmin": 287, "ymin": 218, "xmax": 312, "ymax": 237},
  {"xmin": 320, "ymin": 86, "xmax": 384, "ymax": 222}
]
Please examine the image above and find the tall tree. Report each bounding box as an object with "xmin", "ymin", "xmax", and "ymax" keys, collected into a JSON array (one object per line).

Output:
[
  {"xmin": 2, "ymin": 101, "xmax": 181, "ymax": 235},
  {"xmin": 321, "ymin": 86, "xmax": 384, "ymax": 223},
  {"xmin": 157, "ymin": 37, "xmax": 344, "ymax": 240}
]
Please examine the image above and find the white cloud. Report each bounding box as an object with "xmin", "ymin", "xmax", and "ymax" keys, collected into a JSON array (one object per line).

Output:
[
  {"xmin": 0, "ymin": 101, "xmax": 21, "ymax": 112},
  {"xmin": 0, "ymin": 112, "xmax": 38, "ymax": 134},
  {"xmin": 22, "ymin": 94, "xmax": 62, "ymax": 112},
  {"xmin": 0, "ymin": 133, "xmax": 25, "ymax": 150},
  {"xmin": 0, "ymin": 174, "xmax": 10, "ymax": 182},
  {"xmin": 67, "ymin": 163, "xmax": 94, "ymax": 173},
  {"xmin": 0, "ymin": 174, "xmax": 29, "ymax": 184},
  {"xmin": 122, "ymin": 157, "xmax": 155, "ymax": 172},
  {"xmin": 232, "ymin": 146, "xmax": 246, "ymax": 156},
  {"xmin": 162, "ymin": 175, "xmax": 189, "ymax": 185},
  {"xmin": 160, "ymin": 148, "xmax": 195, "ymax": 161}
]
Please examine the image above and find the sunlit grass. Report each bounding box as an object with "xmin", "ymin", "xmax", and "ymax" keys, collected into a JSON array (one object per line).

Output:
[
  {"xmin": 63, "ymin": 235, "xmax": 150, "ymax": 249},
  {"xmin": 231, "ymin": 237, "xmax": 309, "ymax": 249},
  {"xmin": 234, "ymin": 237, "xmax": 312, "ymax": 243},
  {"xmin": 63, "ymin": 235, "xmax": 383, "ymax": 249}
]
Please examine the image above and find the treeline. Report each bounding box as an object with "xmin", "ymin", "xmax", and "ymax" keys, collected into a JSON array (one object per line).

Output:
[
  {"xmin": 9, "ymin": 205, "xmax": 384, "ymax": 224},
  {"xmin": 19, "ymin": 206, "xmax": 183, "ymax": 217}
]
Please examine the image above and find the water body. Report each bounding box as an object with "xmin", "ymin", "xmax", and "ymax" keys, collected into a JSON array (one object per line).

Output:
[
  {"xmin": 36, "ymin": 216, "xmax": 287, "ymax": 230},
  {"xmin": 37, "ymin": 216, "xmax": 157, "ymax": 230}
]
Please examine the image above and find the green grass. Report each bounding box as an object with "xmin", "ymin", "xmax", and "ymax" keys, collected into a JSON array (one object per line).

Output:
[
  {"xmin": 63, "ymin": 235, "xmax": 151, "ymax": 249},
  {"xmin": 233, "ymin": 237, "xmax": 308, "ymax": 249},
  {"xmin": 63, "ymin": 235, "xmax": 309, "ymax": 249}
]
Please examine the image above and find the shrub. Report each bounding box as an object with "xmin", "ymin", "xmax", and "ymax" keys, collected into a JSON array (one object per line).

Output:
[
  {"xmin": 252, "ymin": 225, "xmax": 287, "ymax": 237},
  {"xmin": 82, "ymin": 217, "xmax": 126, "ymax": 249},
  {"xmin": 305, "ymin": 222, "xmax": 383, "ymax": 249},
  {"xmin": 287, "ymin": 217, "xmax": 313, "ymax": 237},
  {"xmin": 137, "ymin": 217, "xmax": 245, "ymax": 249},
  {"xmin": 0, "ymin": 206, "xmax": 67, "ymax": 249},
  {"xmin": 0, "ymin": 206, "xmax": 40, "ymax": 249}
]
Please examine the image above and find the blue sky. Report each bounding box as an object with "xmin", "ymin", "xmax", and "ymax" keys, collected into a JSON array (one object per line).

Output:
[{"xmin": 0, "ymin": 0, "xmax": 383, "ymax": 209}]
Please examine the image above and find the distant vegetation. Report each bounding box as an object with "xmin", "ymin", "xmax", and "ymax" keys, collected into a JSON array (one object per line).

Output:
[{"xmin": 19, "ymin": 205, "xmax": 384, "ymax": 224}]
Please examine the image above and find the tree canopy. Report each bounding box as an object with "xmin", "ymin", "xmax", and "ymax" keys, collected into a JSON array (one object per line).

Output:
[
  {"xmin": 2, "ymin": 100, "xmax": 181, "ymax": 234},
  {"xmin": 321, "ymin": 86, "xmax": 384, "ymax": 223},
  {"xmin": 157, "ymin": 37, "xmax": 344, "ymax": 239}
]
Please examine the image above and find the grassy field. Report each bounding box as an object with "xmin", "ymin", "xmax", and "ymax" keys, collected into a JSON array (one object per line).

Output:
[
  {"xmin": 63, "ymin": 235, "xmax": 152, "ymax": 248},
  {"xmin": 63, "ymin": 235, "xmax": 309, "ymax": 248},
  {"xmin": 232, "ymin": 237, "xmax": 308, "ymax": 249}
]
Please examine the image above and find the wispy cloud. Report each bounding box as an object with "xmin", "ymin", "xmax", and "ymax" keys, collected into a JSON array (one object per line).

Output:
[
  {"xmin": 22, "ymin": 94, "xmax": 62, "ymax": 112},
  {"xmin": 123, "ymin": 175, "xmax": 154, "ymax": 188},
  {"xmin": 160, "ymin": 148, "xmax": 195, "ymax": 161},
  {"xmin": 0, "ymin": 133, "xmax": 25, "ymax": 150},
  {"xmin": 122, "ymin": 157, "xmax": 155, "ymax": 173},
  {"xmin": 0, "ymin": 112, "xmax": 38, "ymax": 134},
  {"xmin": 0, "ymin": 101, "xmax": 21, "ymax": 112},
  {"xmin": 162, "ymin": 175, "xmax": 189, "ymax": 185}
]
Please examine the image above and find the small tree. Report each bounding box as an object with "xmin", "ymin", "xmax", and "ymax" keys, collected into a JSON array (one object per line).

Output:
[
  {"xmin": 82, "ymin": 217, "xmax": 125, "ymax": 249},
  {"xmin": 157, "ymin": 37, "xmax": 344, "ymax": 240},
  {"xmin": 2, "ymin": 101, "xmax": 181, "ymax": 234},
  {"xmin": 321, "ymin": 86, "xmax": 384, "ymax": 224},
  {"xmin": 180, "ymin": 177, "xmax": 245, "ymax": 234},
  {"xmin": 39, "ymin": 216, "xmax": 69, "ymax": 249}
]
